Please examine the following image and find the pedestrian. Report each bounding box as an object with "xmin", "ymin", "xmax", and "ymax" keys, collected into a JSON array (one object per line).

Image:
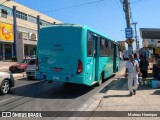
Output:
[
  {"xmin": 153, "ymin": 54, "xmax": 160, "ymax": 77},
  {"xmin": 125, "ymin": 54, "xmax": 142, "ymax": 96},
  {"xmin": 139, "ymin": 56, "xmax": 149, "ymax": 85},
  {"xmin": 154, "ymin": 59, "xmax": 160, "ymax": 80}
]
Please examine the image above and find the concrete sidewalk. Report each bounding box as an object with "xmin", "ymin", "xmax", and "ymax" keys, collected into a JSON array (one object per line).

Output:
[{"xmin": 72, "ymin": 70, "xmax": 160, "ymax": 120}]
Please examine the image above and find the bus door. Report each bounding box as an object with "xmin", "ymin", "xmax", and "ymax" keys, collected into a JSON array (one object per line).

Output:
[
  {"xmin": 113, "ymin": 44, "xmax": 117, "ymax": 73},
  {"xmin": 92, "ymin": 35, "xmax": 99, "ymax": 81}
]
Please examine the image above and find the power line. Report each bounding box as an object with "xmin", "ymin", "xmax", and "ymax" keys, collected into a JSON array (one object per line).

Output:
[
  {"xmin": 130, "ymin": 0, "xmax": 151, "ymax": 4},
  {"xmin": 42, "ymin": 0, "xmax": 105, "ymax": 13},
  {"xmin": 115, "ymin": 0, "xmax": 125, "ymax": 19}
]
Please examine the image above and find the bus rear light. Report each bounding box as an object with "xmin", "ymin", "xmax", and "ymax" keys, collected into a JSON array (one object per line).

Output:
[
  {"xmin": 77, "ymin": 60, "xmax": 83, "ymax": 74},
  {"xmin": 36, "ymin": 58, "xmax": 39, "ymax": 70}
]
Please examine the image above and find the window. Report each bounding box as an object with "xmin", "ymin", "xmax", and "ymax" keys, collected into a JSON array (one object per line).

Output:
[
  {"xmin": 0, "ymin": 6, "xmax": 12, "ymax": 16},
  {"xmin": 87, "ymin": 31, "xmax": 93, "ymax": 56},
  {"xmin": 40, "ymin": 20, "xmax": 47, "ymax": 26},
  {"xmin": 2, "ymin": 9, "xmax": 8, "ymax": 15},
  {"xmin": 28, "ymin": 15, "xmax": 37, "ymax": 24},
  {"xmin": 16, "ymin": 11, "xmax": 27, "ymax": 21},
  {"xmin": 1, "ymin": 9, "xmax": 7, "ymax": 18},
  {"xmin": 100, "ymin": 38, "xmax": 108, "ymax": 56},
  {"xmin": 23, "ymin": 32, "xmax": 29, "ymax": 40},
  {"xmin": 108, "ymin": 41, "xmax": 114, "ymax": 56}
]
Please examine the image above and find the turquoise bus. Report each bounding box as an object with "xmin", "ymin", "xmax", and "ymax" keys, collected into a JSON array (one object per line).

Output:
[{"xmin": 36, "ymin": 24, "xmax": 120, "ymax": 86}]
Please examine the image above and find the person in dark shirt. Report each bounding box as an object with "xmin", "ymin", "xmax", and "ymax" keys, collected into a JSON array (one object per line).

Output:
[
  {"xmin": 155, "ymin": 60, "xmax": 160, "ymax": 80},
  {"xmin": 139, "ymin": 57, "xmax": 149, "ymax": 85}
]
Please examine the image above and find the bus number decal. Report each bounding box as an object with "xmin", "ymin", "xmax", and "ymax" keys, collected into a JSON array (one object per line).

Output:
[{"xmin": 53, "ymin": 76, "xmax": 59, "ymax": 80}]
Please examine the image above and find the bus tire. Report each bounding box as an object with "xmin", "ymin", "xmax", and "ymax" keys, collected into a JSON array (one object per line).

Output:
[
  {"xmin": 97, "ymin": 75, "xmax": 102, "ymax": 86},
  {"xmin": 116, "ymin": 67, "xmax": 119, "ymax": 72}
]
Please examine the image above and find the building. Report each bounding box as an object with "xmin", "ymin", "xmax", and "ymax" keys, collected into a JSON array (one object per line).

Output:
[
  {"xmin": 0, "ymin": 0, "xmax": 62, "ymax": 60},
  {"xmin": 140, "ymin": 28, "xmax": 160, "ymax": 57},
  {"xmin": 140, "ymin": 28, "xmax": 160, "ymax": 48},
  {"xmin": 142, "ymin": 39, "xmax": 160, "ymax": 48}
]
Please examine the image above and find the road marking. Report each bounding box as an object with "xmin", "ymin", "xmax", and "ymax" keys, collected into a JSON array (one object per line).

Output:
[{"xmin": 0, "ymin": 97, "xmax": 15, "ymax": 104}]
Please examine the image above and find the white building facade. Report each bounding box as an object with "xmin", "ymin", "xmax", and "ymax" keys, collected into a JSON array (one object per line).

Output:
[{"xmin": 0, "ymin": 0, "xmax": 62, "ymax": 60}]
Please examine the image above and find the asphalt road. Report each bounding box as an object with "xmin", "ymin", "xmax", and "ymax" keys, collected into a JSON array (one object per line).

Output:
[{"xmin": 0, "ymin": 61, "xmax": 126, "ymax": 120}]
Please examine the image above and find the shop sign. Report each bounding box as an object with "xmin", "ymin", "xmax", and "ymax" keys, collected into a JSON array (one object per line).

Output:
[{"xmin": 0, "ymin": 22, "xmax": 13, "ymax": 42}]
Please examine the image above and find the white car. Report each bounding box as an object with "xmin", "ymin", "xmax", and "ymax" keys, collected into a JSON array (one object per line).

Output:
[
  {"xmin": 0, "ymin": 72, "xmax": 15, "ymax": 95},
  {"xmin": 26, "ymin": 58, "xmax": 36, "ymax": 80}
]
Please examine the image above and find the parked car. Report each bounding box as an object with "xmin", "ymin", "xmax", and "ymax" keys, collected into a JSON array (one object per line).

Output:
[
  {"xmin": 9, "ymin": 59, "xmax": 30, "ymax": 73},
  {"xmin": 26, "ymin": 58, "xmax": 36, "ymax": 80},
  {"xmin": 0, "ymin": 72, "xmax": 15, "ymax": 95}
]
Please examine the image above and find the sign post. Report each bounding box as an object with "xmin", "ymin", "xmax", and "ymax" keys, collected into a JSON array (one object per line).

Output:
[{"xmin": 125, "ymin": 28, "xmax": 133, "ymax": 55}]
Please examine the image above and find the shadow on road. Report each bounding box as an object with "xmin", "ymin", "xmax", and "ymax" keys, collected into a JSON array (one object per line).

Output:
[
  {"xmin": 151, "ymin": 90, "xmax": 160, "ymax": 95},
  {"xmin": 9, "ymin": 80, "xmax": 93, "ymax": 99}
]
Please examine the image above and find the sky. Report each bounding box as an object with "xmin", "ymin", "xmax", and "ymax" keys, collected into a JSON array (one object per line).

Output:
[{"xmin": 13, "ymin": 0, "xmax": 160, "ymax": 50}]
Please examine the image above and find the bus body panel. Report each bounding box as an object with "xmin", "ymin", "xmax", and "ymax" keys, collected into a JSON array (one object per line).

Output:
[{"xmin": 99, "ymin": 57, "xmax": 113, "ymax": 79}]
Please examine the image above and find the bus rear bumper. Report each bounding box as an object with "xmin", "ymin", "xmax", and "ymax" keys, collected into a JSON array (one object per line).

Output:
[{"xmin": 36, "ymin": 71, "xmax": 91, "ymax": 86}]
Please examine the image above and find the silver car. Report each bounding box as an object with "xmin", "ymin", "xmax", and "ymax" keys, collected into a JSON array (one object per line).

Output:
[
  {"xmin": 26, "ymin": 59, "xmax": 36, "ymax": 80},
  {"xmin": 0, "ymin": 72, "xmax": 15, "ymax": 95}
]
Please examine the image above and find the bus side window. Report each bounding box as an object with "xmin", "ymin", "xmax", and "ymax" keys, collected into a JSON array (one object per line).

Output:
[
  {"xmin": 87, "ymin": 32, "xmax": 93, "ymax": 56},
  {"xmin": 100, "ymin": 38, "xmax": 107, "ymax": 56},
  {"xmin": 116, "ymin": 45, "xmax": 120, "ymax": 57}
]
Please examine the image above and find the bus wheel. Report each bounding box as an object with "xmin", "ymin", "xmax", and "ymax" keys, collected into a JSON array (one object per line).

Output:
[
  {"xmin": 97, "ymin": 76, "xmax": 102, "ymax": 86},
  {"xmin": 116, "ymin": 67, "xmax": 119, "ymax": 72}
]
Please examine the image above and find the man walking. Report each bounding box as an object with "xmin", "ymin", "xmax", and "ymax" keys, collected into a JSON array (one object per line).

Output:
[{"xmin": 125, "ymin": 54, "xmax": 141, "ymax": 96}]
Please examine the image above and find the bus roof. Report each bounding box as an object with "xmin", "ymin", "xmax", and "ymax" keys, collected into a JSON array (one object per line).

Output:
[{"xmin": 41, "ymin": 24, "xmax": 117, "ymax": 44}]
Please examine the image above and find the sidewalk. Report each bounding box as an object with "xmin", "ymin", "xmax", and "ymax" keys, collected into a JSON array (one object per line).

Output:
[{"xmin": 73, "ymin": 70, "xmax": 160, "ymax": 120}]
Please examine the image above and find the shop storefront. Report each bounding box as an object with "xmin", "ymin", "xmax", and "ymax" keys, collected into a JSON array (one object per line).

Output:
[{"xmin": 24, "ymin": 44, "xmax": 36, "ymax": 57}]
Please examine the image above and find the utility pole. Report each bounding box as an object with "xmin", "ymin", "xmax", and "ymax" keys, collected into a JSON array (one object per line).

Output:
[
  {"xmin": 123, "ymin": 0, "xmax": 133, "ymax": 55},
  {"xmin": 137, "ymin": 36, "xmax": 139, "ymax": 50},
  {"xmin": 131, "ymin": 22, "xmax": 138, "ymax": 51}
]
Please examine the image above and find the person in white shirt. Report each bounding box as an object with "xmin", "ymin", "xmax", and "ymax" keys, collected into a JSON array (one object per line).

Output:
[{"xmin": 125, "ymin": 54, "xmax": 142, "ymax": 96}]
